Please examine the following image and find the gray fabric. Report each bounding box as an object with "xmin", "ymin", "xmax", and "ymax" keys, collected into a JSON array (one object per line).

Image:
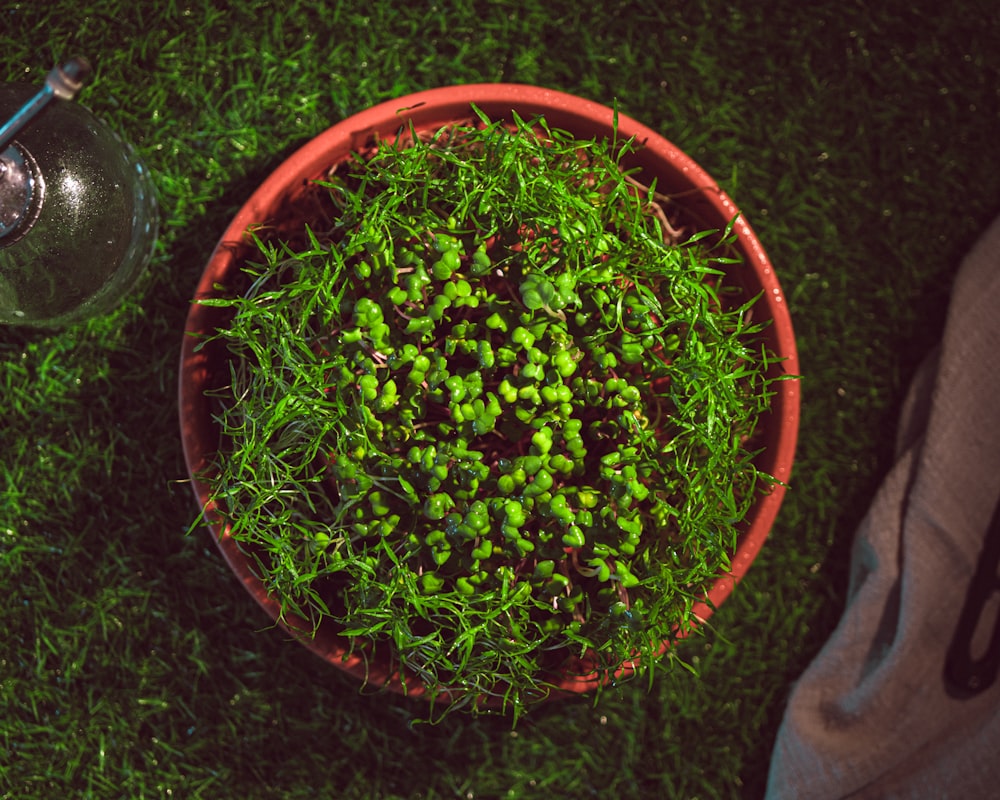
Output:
[{"xmin": 767, "ymin": 213, "xmax": 1000, "ymax": 799}]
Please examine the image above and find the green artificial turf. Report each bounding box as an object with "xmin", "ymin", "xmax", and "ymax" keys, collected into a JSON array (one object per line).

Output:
[{"xmin": 2, "ymin": 0, "xmax": 999, "ymax": 797}]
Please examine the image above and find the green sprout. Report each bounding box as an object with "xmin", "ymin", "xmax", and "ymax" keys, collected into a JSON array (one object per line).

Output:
[{"xmin": 197, "ymin": 108, "xmax": 777, "ymax": 721}]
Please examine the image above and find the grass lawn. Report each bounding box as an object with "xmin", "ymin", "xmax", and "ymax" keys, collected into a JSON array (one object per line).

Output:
[{"xmin": 2, "ymin": 0, "xmax": 999, "ymax": 797}]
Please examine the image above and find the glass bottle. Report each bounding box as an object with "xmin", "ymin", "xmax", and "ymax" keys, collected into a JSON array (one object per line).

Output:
[{"xmin": 0, "ymin": 58, "xmax": 158, "ymax": 327}]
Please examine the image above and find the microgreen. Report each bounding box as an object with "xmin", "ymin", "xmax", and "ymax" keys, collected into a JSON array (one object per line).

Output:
[{"xmin": 196, "ymin": 109, "xmax": 777, "ymax": 720}]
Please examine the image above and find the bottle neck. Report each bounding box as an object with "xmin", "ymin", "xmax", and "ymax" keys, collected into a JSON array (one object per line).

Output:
[{"xmin": 0, "ymin": 141, "xmax": 44, "ymax": 247}]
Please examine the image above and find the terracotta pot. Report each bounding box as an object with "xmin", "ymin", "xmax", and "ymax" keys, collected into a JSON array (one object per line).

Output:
[{"xmin": 179, "ymin": 84, "xmax": 800, "ymax": 700}]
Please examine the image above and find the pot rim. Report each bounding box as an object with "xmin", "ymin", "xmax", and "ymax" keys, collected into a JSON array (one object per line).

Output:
[{"xmin": 179, "ymin": 82, "xmax": 801, "ymax": 700}]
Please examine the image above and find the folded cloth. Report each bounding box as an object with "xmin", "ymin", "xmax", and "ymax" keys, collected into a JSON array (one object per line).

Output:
[{"xmin": 766, "ymin": 213, "xmax": 1000, "ymax": 799}]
